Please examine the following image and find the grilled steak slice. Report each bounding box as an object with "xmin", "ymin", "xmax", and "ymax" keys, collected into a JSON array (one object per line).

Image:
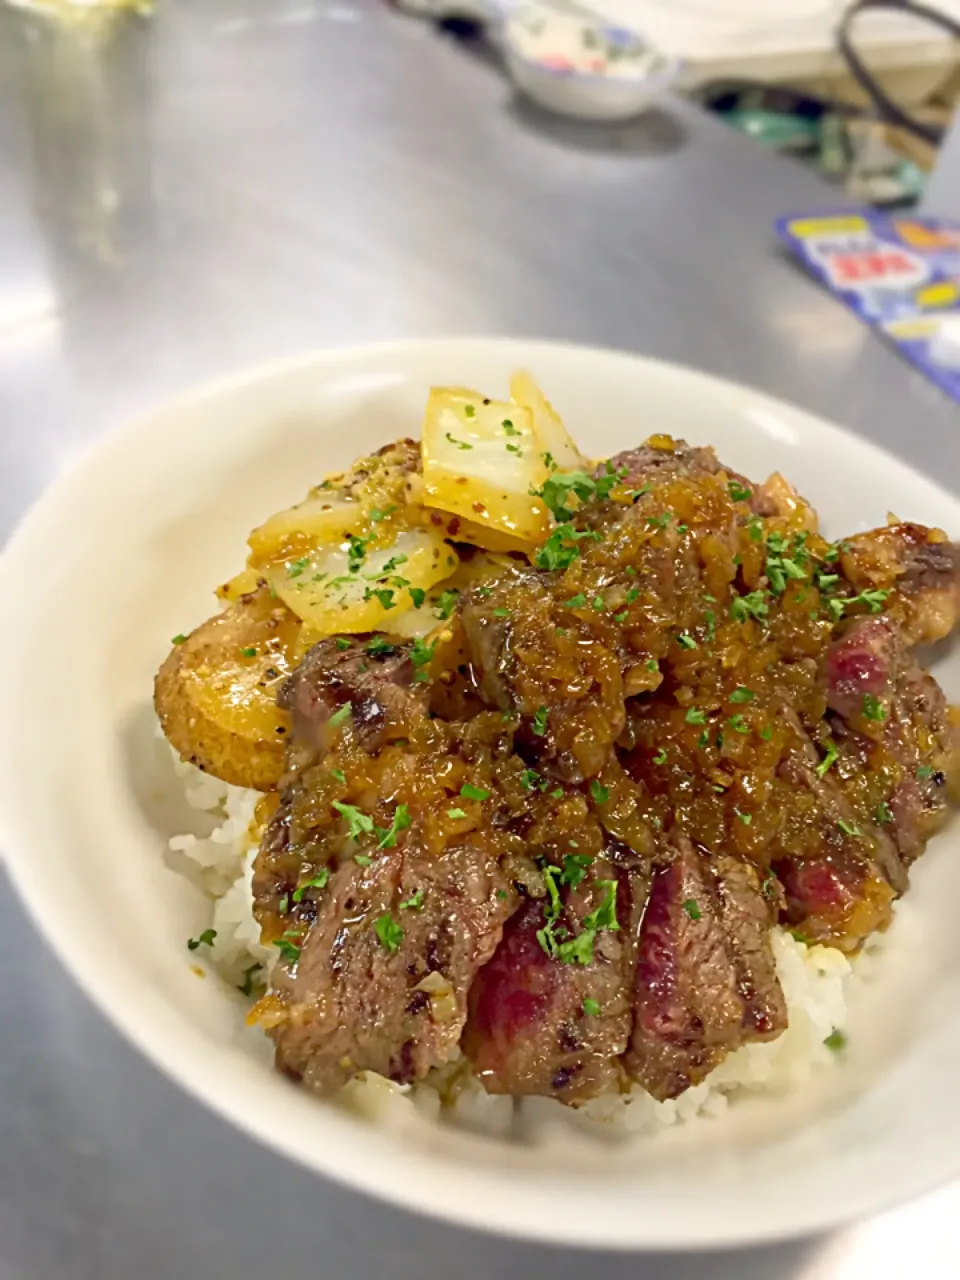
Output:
[
  {"xmin": 625, "ymin": 837, "xmax": 785, "ymax": 1101},
  {"xmin": 462, "ymin": 854, "xmax": 643, "ymax": 1102},
  {"xmin": 279, "ymin": 636, "xmax": 428, "ymax": 756},
  {"xmin": 841, "ymin": 523, "xmax": 960, "ymax": 646},
  {"xmin": 825, "ymin": 615, "xmax": 959, "ymax": 866},
  {"xmin": 604, "ymin": 439, "xmax": 778, "ymax": 517},
  {"xmin": 269, "ymin": 840, "xmax": 515, "ymax": 1093}
]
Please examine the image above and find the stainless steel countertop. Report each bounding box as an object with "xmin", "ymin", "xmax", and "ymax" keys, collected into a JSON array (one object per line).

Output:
[{"xmin": 2, "ymin": 3, "xmax": 959, "ymax": 1277}]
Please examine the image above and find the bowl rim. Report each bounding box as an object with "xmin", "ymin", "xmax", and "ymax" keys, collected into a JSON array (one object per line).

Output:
[{"xmin": 2, "ymin": 335, "xmax": 960, "ymax": 1250}]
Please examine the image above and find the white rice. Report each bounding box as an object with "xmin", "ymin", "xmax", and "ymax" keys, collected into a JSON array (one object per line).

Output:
[{"xmin": 168, "ymin": 747, "xmax": 879, "ymax": 1136}]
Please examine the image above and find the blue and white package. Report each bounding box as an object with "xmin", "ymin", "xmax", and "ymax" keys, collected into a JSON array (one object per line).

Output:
[{"xmin": 776, "ymin": 211, "xmax": 960, "ymax": 403}]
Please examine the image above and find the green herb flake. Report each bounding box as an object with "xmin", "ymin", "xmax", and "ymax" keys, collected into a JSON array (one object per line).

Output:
[
  {"xmin": 824, "ymin": 1029, "xmax": 847, "ymax": 1052},
  {"xmin": 447, "ymin": 807, "xmax": 468, "ymax": 820},
  {"xmin": 591, "ymin": 596, "xmax": 605, "ymax": 612},
  {"xmin": 446, "ymin": 431, "xmax": 472, "ymax": 450},
  {"xmin": 366, "ymin": 636, "xmax": 395, "ymax": 657},
  {"xmin": 685, "ymin": 708, "xmax": 706, "ymax": 726},
  {"xmin": 728, "ymin": 480, "xmax": 752, "ymax": 502},
  {"xmin": 410, "ymin": 637, "xmax": 437, "ymax": 682},
  {"xmin": 582, "ymin": 881, "xmax": 619, "ymax": 933},
  {"xmin": 374, "ymin": 913, "xmax": 403, "ymax": 952},
  {"xmin": 273, "ymin": 937, "xmax": 301, "ymax": 964},
  {"xmin": 590, "ymin": 780, "xmax": 610, "ymax": 805},
  {"xmin": 492, "ymin": 607, "xmax": 511, "ymax": 618},
  {"xmin": 677, "ymin": 634, "xmax": 697, "ymax": 650},
  {"xmin": 292, "ymin": 870, "xmax": 330, "ymax": 903},
  {"xmin": 332, "ymin": 801, "xmax": 375, "ymax": 840},
  {"xmin": 653, "ymin": 747, "xmax": 667, "ymax": 765},
  {"xmin": 171, "ymin": 633, "xmax": 188, "ymax": 645},
  {"xmin": 328, "ymin": 702, "xmax": 352, "ymax": 728},
  {"xmin": 681, "ymin": 899, "xmax": 701, "ymax": 921},
  {"xmin": 408, "ymin": 586, "xmax": 426, "ymax": 609},
  {"xmin": 239, "ymin": 646, "xmax": 258, "ymax": 659},
  {"xmin": 561, "ymin": 854, "xmax": 593, "ymax": 888},
  {"xmin": 238, "ymin": 962, "xmax": 263, "ymax": 997},
  {"xmin": 502, "ymin": 418, "xmax": 519, "ymax": 436},
  {"xmin": 519, "ymin": 768, "xmax": 540, "ymax": 792},
  {"xmin": 534, "ymin": 523, "xmax": 601, "ymax": 572},
  {"xmin": 354, "ymin": 854, "xmax": 372, "ymax": 867},
  {"xmin": 186, "ymin": 928, "xmax": 217, "ymax": 952},
  {"xmin": 837, "ymin": 818, "xmax": 860, "ymax": 838},
  {"xmin": 532, "ymin": 706, "xmax": 549, "ymax": 736},
  {"xmin": 431, "ymin": 589, "xmax": 459, "ymax": 620},
  {"xmin": 728, "ymin": 713, "xmax": 750, "ymax": 734},
  {"xmin": 564, "ymin": 593, "xmax": 587, "ymax": 609},
  {"xmin": 335, "ymin": 637, "xmax": 351, "ymax": 651},
  {"xmin": 876, "ymin": 802, "xmax": 893, "ymax": 824},
  {"xmin": 330, "ymin": 768, "xmax": 346, "ymax": 784},
  {"xmin": 582, "ymin": 997, "xmax": 601, "ymax": 1017},
  {"xmin": 815, "ymin": 740, "xmax": 839, "ymax": 777},
  {"xmin": 861, "ymin": 694, "xmax": 886, "ymax": 723},
  {"xmin": 376, "ymin": 803, "xmax": 412, "ymax": 850},
  {"xmin": 460, "ymin": 783, "xmax": 490, "ymax": 802},
  {"xmin": 400, "ymin": 888, "xmax": 425, "ymax": 912},
  {"xmin": 738, "ymin": 811, "xmax": 752, "ymax": 825},
  {"xmin": 759, "ymin": 725, "xmax": 773, "ymax": 741},
  {"xmin": 730, "ymin": 687, "xmax": 754, "ymax": 704}
]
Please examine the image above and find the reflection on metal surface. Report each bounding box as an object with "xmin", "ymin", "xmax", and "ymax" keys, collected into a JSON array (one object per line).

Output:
[{"xmin": 0, "ymin": 4, "xmax": 156, "ymax": 273}]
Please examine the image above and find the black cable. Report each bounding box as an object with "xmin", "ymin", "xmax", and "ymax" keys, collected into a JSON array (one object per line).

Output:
[{"xmin": 837, "ymin": 0, "xmax": 960, "ymax": 145}]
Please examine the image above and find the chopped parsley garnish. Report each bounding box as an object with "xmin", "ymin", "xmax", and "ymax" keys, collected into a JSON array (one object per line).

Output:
[
  {"xmin": 737, "ymin": 812, "xmax": 752, "ymax": 825},
  {"xmin": 171, "ymin": 633, "xmax": 188, "ymax": 645},
  {"xmin": 590, "ymin": 780, "xmax": 609, "ymax": 805},
  {"xmin": 335, "ymin": 637, "xmax": 351, "ymax": 651},
  {"xmin": 433, "ymin": 589, "xmax": 459, "ymax": 620},
  {"xmin": 565, "ymin": 593, "xmax": 587, "ymax": 608},
  {"xmin": 278, "ymin": 893, "xmax": 289, "ymax": 914},
  {"xmin": 653, "ymin": 747, "xmax": 667, "ymax": 764},
  {"xmin": 400, "ymin": 888, "xmax": 424, "ymax": 911},
  {"xmin": 681, "ymin": 899, "xmax": 701, "ymax": 921},
  {"xmin": 238, "ymin": 962, "xmax": 263, "ymax": 996},
  {"xmin": 367, "ymin": 587, "xmax": 396, "ymax": 611},
  {"xmin": 561, "ymin": 854, "xmax": 593, "ymax": 888},
  {"xmin": 554, "ymin": 931, "xmax": 597, "ymax": 965},
  {"xmin": 460, "ymin": 783, "xmax": 490, "ymax": 802},
  {"xmin": 582, "ymin": 997, "xmax": 601, "ymax": 1017},
  {"xmin": 506, "ymin": 443, "xmax": 522, "ymax": 455},
  {"xmin": 187, "ymin": 928, "xmax": 217, "ymax": 951},
  {"xmin": 861, "ymin": 694, "xmax": 886, "ymax": 722},
  {"xmin": 677, "ymin": 634, "xmax": 697, "ymax": 650},
  {"xmin": 761, "ymin": 868, "xmax": 778, "ymax": 899},
  {"xmin": 408, "ymin": 586, "xmax": 426, "ymax": 609},
  {"xmin": 273, "ymin": 937, "xmax": 301, "ymax": 964},
  {"xmin": 502, "ymin": 418, "xmax": 519, "ymax": 435},
  {"xmin": 534, "ymin": 523, "xmax": 601, "ymax": 572},
  {"xmin": 346, "ymin": 532, "xmax": 373, "ymax": 572},
  {"xmin": 837, "ymin": 818, "xmax": 860, "ymax": 838},
  {"xmin": 876, "ymin": 802, "xmax": 893, "ymax": 824},
  {"xmin": 332, "ymin": 801, "xmax": 375, "ymax": 840},
  {"xmin": 463, "ymin": 404, "xmax": 476, "ymax": 418},
  {"xmin": 685, "ymin": 708, "xmax": 706, "ymax": 725},
  {"xmin": 815, "ymin": 740, "xmax": 839, "ymax": 777},
  {"xmin": 292, "ymin": 870, "xmax": 329, "ymax": 903},
  {"xmin": 447, "ymin": 807, "xmax": 468, "ymax": 820},
  {"xmin": 446, "ymin": 432, "xmax": 472, "ymax": 450},
  {"xmin": 591, "ymin": 596, "xmax": 605, "ymax": 612},
  {"xmin": 824, "ymin": 1029, "xmax": 847, "ymax": 1052},
  {"xmin": 493, "ymin": 607, "xmax": 511, "ymax": 618},
  {"xmin": 532, "ymin": 706, "xmax": 549, "ymax": 736},
  {"xmin": 376, "ymin": 804, "xmax": 411, "ymax": 849},
  {"xmin": 366, "ymin": 636, "xmax": 395, "ymax": 656},
  {"xmin": 646, "ymin": 658, "xmax": 658, "ymax": 671},
  {"xmin": 582, "ymin": 882, "xmax": 619, "ymax": 932},
  {"xmin": 645, "ymin": 512, "xmax": 672, "ymax": 530},
  {"xmin": 533, "ymin": 469, "xmax": 622, "ymax": 523},
  {"xmin": 917, "ymin": 764, "xmax": 935, "ymax": 780},
  {"xmin": 374, "ymin": 913, "xmax": 403, "ymax": 952},
  {"xmin": 330, "ymin": 768, "xmax": 346, "ymax": 784},
  {"xmin": 354, "ymin": 854, "xmax": 372, "ymax": 867},
  {"xmin": 728, "ymin": 480, "xmax": 752, "ymax": 502},
  {"xmin": 410, "ymin": 637, "xmax": 436, "ymax": 682},
  {"xmin": 730, "ymin": 591, "xmax": 769, "ymax": 623},
  {"xmin": 729, "ymin": 687, "xmax": 754, "ymax": 704},
  {"xmin": 328, "ymin": 702, "xmax": 352, "ymax": 728},
  {"xmin": 286, "ymin": 555, "xmax": 310, "ymax": 578},
  {"xmin": 368, "ymin": 506, "xmax": 396, "ymax": 523},
  {"xmin": 759, "ymin": 725, "xmax": 773, "ymax": 741},
  {"xmin": 239, "ymin": 646, "xmax": 257, "ymax": 659},
  {"xmin": 519, "ymin": 768, "xmax": 540, "ymax": 791},
  {"xmin": 728, "ymin": 714, "xmax": 749, "ymax": 734},
  {"xmin": 747, "ymin": 516, "xmax": 763, "ymax": 542}
]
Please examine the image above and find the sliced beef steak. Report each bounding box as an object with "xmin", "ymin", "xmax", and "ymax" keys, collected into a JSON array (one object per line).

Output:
[
  {"xmin": 269, "ymin": 840, "xmax": 515, "ymax": 1093},
  {"xmin": 280, "ymin": 636, "xmax": 428, "ymax": 756},
  {"xmin": 625, "ymin": 837, "xmax": 785, "ymax": 1101},
  {"xmin": 841, "ymin": 523, "xmax": 960, "ymax": 647},
  {"xmin": 604, "ymin": 439, "xmax": 778, "ymax": 517},
  {"xmin": 462, "ymin": 853, "xmax": 644, "ymax": 1102}
]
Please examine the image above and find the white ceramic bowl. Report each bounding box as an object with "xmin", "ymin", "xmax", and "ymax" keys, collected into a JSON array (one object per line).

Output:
[{"xmin": 1, "ymin": 339, "xmax": 960, "ymax": 1250}]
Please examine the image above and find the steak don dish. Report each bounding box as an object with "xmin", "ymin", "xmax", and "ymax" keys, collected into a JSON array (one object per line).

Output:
[{"xmin": 156, "ymin": 375, "xmax": 960, "ymax": 1108}]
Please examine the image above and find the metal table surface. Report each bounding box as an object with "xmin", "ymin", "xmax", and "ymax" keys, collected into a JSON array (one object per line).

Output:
[{"xmin": 1, "ymin": 3, "xmax": 959, "ymax": 1277}]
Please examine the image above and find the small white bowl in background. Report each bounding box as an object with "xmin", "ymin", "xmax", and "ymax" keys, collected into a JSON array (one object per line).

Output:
[{"xmin": 501, "ymin": 1, "xmax": 681, "ymax": 122}]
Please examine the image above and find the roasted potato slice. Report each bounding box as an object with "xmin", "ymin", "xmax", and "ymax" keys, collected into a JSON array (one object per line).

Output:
[
  {"xmin": 155, "ymin": 587, "xmax": 301, "ymax": 791},
  {"xmin": 509, "ymin": 370, "xmax": 585, "ymax": 472},
  {"xmin": 421, "ymin": 388, "xmax": 551, "ymax": 548}
]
